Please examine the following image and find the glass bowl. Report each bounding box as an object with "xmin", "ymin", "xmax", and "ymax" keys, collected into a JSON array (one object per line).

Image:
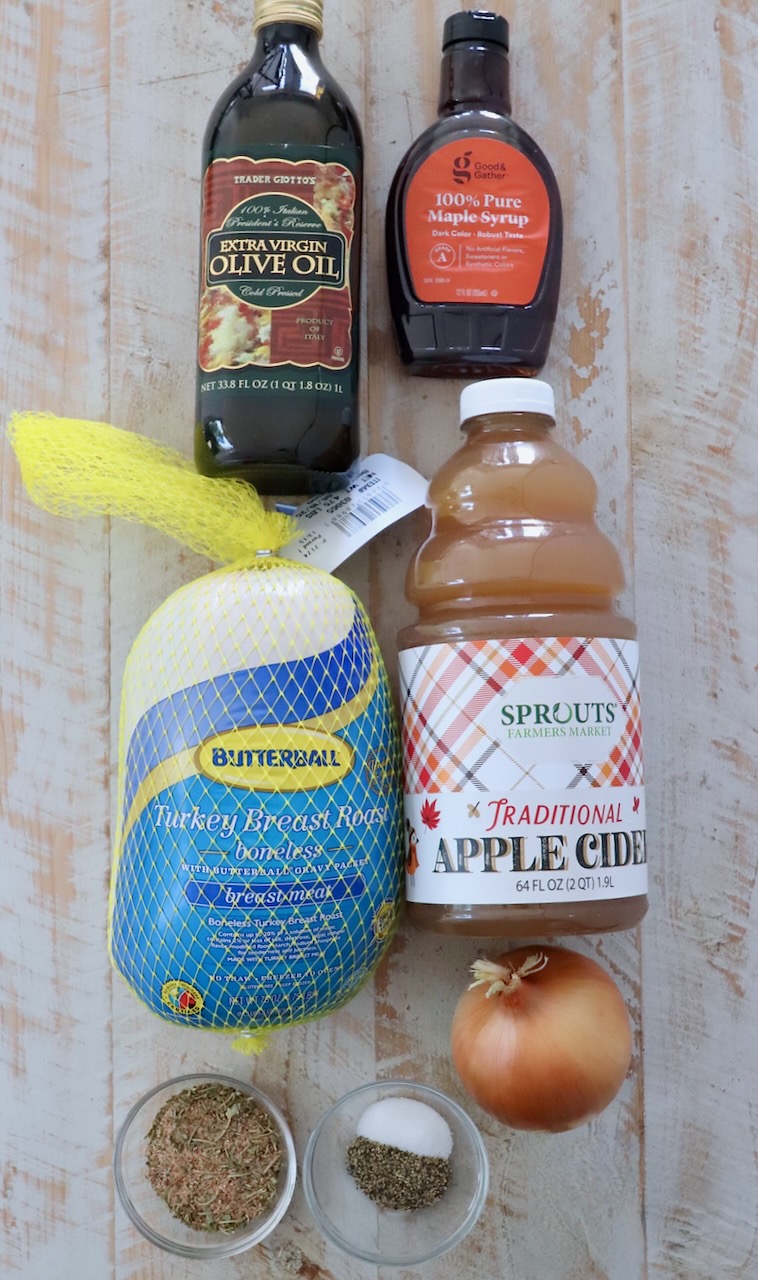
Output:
[
  {"xmin": 302, "ymin": 1079, "xmax": 489, "ymax": 1266},
  {"xmin": 114, "ymin": 1072, "xmax": 296, "ymax": 1259}
]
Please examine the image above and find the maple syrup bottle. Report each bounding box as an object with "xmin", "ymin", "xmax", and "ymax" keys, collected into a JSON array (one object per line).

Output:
[
  {"xmin": 195, "ymin": 0, "xmax": 363, "ymax": 494},
  {"xmin": 386, "ymin": 10, "xmax": 562, "ymax": 377},
  {"xmin": 398, "ymin": 380, "xmax": 648, "ymax": 937}
]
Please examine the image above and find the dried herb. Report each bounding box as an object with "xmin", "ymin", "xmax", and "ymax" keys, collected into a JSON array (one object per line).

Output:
[
  {"xmin": 145, "ymin": 1082, "xmax": 282, "ymax": 1232},
  {"xmin": 346, "ymin": 1136, "xmax": 451, "ymax": 1211}
]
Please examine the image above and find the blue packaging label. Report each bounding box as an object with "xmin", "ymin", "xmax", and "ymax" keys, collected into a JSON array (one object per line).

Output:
[{"xmin": 110, "ymin": 606, "xmax": 402, "ymax": 1031}]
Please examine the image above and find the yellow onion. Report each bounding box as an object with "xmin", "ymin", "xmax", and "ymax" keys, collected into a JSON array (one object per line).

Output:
[{"xmin": 450, "ymin": 946, "xmax": 633, "ymax": 1132}]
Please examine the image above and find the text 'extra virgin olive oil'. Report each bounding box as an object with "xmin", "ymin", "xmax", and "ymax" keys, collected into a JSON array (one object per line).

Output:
[
  {"xmin": 386, "ymin": 10, "xmax": 562, "ymax": 377},
  {"xmin": 195, "ymin": 0, "xmax": 363, "ymax": 494},
  {"xmin": 399, "ymin": 380, "xmax": 648, "ymax": 938}
]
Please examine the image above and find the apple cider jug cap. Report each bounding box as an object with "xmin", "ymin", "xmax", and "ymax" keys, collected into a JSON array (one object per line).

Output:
[{"xmin": 460, "ymin": 378, "xmax": 556, "ymax": 425}]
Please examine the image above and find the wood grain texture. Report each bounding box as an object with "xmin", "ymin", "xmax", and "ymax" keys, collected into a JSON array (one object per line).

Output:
[
  {"xmin": 0, "ymin": 3, "xmax": 113, "ymax": 1279},
  {"xmin": 623, "ymin": 1, "xmax": 758, "ymax": 1276},
  {"xmin": 1, "ymin": 0, "xmax": 756, "ymax": 1277}
]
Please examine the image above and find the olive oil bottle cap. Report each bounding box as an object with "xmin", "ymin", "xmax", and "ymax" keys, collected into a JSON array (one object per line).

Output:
[
  {"xmin": 254, "ymin": 0, "xmax": 324, "ymax": 37},
  {"xmin": 443, "ymin": 10, "xmax": 509, "ymax": 52},
  {"xmin": 460, "ymin": 378, "xmax": 555, "ymax": 424}
]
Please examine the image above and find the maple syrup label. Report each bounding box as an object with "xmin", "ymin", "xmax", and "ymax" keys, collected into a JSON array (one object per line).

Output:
[
  {"xmin": 399, "ymin": 637, "xmax": 647, "ymax": 906},
  {"xmin": 404, "ymin": 139, "xmax": 550, "ymax": 306},
  {"xmin": 198, "ymin": 152, "xmax": 357, "ymax": 380}
]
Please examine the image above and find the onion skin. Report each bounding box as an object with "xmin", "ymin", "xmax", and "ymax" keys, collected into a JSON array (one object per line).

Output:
[{"xmin": 450, "ymin": 945, "xmax": 633, "ymax": 1133}]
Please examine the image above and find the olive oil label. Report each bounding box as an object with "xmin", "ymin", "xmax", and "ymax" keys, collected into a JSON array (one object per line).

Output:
[
  {"xmin": 199, "ymin": 153, "xmax": 357, "ymax": 381},
  {"xmin": 399, "ymin": 637, "xmax": 647, "ymax": 906},
  {"xmin": 404, "ymin": 139, "xmax": 550, "ymax": 306}
]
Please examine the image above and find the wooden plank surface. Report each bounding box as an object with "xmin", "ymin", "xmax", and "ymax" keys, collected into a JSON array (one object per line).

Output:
[
  {"xmin": 1, "ymin": 1, "xmax": 756, "ymax": 1278},
  {"xmin": 624, "ymin": 2, "xmax": 758, "ymax": 1276},
  {"xmin": 0, "ymin": 2, "xmax": 113, "ymax": 1277}
]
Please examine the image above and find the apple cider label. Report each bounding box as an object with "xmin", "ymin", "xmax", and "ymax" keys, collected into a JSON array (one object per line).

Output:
[
  {"xmin": 198, "ymin": 149, "xmax": 358, "ymax": 398},
  {"xmin": 399, "ymin": 637, "xmax": 647, "ymax": 905},
  {"xmin": 404, "ymin": 139, "xmax": 550, "ymax": 305}
]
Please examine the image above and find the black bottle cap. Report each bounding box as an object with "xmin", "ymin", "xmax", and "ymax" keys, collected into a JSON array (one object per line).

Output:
[{"xmin": 442, "ymin": 10, "xmax": 509, "ymax": 52}]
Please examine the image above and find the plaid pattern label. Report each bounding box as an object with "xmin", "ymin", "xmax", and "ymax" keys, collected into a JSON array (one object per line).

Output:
[{"xmin": 399, "ymin": 637, "xmax": 647, "ymax": 905}]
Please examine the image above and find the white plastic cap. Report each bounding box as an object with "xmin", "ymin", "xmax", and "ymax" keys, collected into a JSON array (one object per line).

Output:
[{"xmin": 460, "ymin": 378, "xmax": 555, "ymax": 425}]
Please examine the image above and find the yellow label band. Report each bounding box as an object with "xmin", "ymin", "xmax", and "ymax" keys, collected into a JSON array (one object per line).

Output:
[{"xmin": 115, "ymin": 651, "xmax": 379, "ymax": 853}]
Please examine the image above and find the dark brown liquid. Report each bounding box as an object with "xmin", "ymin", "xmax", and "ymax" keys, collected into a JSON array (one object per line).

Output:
[
  {"xmin": 399, "ymin": 410, "xmax": 648, "ymax": 937},
  {"xmin": 195, "ymin": 22, "xmax": 362, "ymax": 494},
  {"xmin": 386, "ymin": 38, "xmax": 562, "ymax": 377}
]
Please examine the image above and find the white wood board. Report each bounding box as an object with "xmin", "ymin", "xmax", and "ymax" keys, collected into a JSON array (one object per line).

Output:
[{"xmin": 1, "ymin": 2, "xmax": 756, "ymax": 1277}]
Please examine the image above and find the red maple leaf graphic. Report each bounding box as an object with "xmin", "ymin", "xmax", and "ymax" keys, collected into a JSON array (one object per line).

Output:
[{"xmin": 420, "ymin": 798, "xmax": 441, "ymax": 830}]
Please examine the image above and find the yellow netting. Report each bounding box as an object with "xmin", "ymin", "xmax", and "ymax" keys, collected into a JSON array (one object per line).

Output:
[
  {"xmin": 108, "ymin": 562, "xmax": 401, "ymax": 1040},
  {"xmin": 7, "ymin": 412, "xmax": 296, "ymax": 561},
  {"xmin": 7, "ymin": 410, "xmax": 403, "ymax": 1046}
]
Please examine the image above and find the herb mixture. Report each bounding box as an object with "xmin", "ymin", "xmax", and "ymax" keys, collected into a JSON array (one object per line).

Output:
[{"xmin": 145, "ymin": 1082, "xmax": 282, "ymax": 1232}]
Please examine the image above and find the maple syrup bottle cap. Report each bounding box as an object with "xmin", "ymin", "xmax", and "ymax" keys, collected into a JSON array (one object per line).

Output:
[
  {"xmin": 442, "ymin": 10, "xmax": 509, "ymax": 51},
  {"xmin": 460, "ymin": 378, "xmax": 556, "ymax": 424}
]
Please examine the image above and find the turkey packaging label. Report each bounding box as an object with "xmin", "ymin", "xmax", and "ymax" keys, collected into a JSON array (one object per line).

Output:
[{"xmin": 108, "ymin": 562, "xmax": 402, "ymax": 1034}]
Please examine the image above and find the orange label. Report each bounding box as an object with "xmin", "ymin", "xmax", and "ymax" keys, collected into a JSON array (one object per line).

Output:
[{"xmin": 404, "ymin": 140, "xmax": 550, "ymax": 306}]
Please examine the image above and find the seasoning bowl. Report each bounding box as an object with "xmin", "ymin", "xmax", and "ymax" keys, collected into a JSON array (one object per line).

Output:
[
  {"xmin": 302, "ymin": 1079, "xmax": 489, "ymax": 1266},
  {"xmin": 113, "ymin": 1072, "xmax": 296, "ymax": 1259}
]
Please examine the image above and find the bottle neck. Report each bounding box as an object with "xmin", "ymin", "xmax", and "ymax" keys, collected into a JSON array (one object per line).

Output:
[
  {"xmin": 249, "ymin": 20, "xmax": 323, "ymax": 91},
  {"xmin": 438, "ymin": 43, "xmax": 511, "ymax": 115},
  {"xmin": 254, "ymin": 21, "xmax": 320, "ymax": 53},
  {"xmin": 463, "ymin": 411, "xmax": 554, "ymax": 439}
]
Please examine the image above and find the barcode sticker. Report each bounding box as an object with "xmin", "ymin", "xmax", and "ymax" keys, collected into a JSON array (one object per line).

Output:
[{"xmin": 282, "ymin": 454, "xmax": 428, "ymax": 572}]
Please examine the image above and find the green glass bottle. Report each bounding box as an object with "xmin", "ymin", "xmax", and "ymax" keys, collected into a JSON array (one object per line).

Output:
[{"xmin": 195, "ymin": 0, "xmax": 363, "ymax": 493}]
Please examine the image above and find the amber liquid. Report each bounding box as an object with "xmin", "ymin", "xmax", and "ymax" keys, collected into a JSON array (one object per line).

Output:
[
  {"xmin": 399, "ymin": 411, "xmax": 648, "ymax": 937},
  {"xmin": 386, "ymin": 41, "xmax": 562, "ymax": 377},
  {"xmin": 194, "ymin": 22, "xmax": 363, "ymax": 494}
]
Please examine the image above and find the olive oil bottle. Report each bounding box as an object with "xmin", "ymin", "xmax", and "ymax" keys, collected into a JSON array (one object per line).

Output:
[{"xmin": 195, "ymin": 0, "xmax": 363, "ymax": 494}]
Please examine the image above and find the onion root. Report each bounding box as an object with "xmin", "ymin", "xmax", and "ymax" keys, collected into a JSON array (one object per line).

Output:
[{"xmin": 469, "ymin": 952, "xmax": 549, "ymax": 998}]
